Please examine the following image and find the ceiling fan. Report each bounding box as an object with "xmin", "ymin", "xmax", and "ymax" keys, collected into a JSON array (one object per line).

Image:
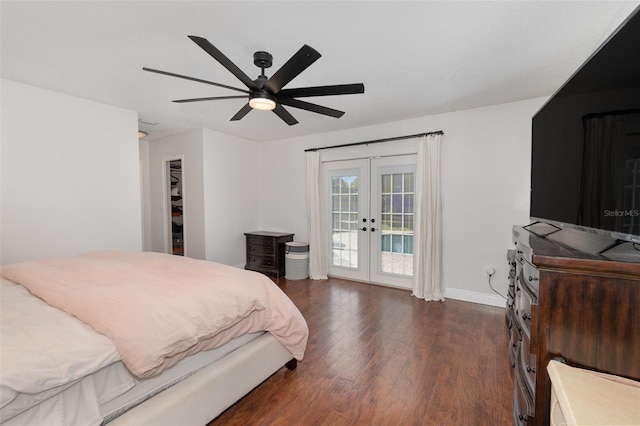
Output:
[{"xmin": 143, "ymin": 36, "xmax": 365, "ymax": 126}]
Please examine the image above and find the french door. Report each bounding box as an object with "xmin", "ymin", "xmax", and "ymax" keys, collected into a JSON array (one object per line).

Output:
[{"xmin": 325, "ymin": 155, "xmax": 416, "ymax": 289}]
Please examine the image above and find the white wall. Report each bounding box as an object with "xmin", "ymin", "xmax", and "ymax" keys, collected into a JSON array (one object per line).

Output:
[
  {"xmin": 256, "ymin": 97, "xmax": 547, "ymax": 306},
  {"xmin": 142, "ymin": 128, "xmax": 260, "ymax": 266},
  {"xmin": 0, "ymin": 79, "xmax": 544, "ymax": 307},
  {"xmin": 202, "ymin": 128, "xmax": 260, "ymax": 266},
  {"xmin": 139, "ymin": 139, "xmax": 152, "ymax": 251},
  {"xmin": 144, "ymin": 129, "xmax": 206, "ymax": 260},
  {"xmin": 1, "ymin": 79, "xmax": 142, "ymax": 264}
]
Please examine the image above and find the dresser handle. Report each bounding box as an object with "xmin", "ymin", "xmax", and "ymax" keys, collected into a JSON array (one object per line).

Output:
[
  {"xmin": 526, "ymin": 365, "xmax": 536, "ymax": 374},
  {"xmin": 522, "ymin": 313, "xmax": 531, "ymax": 321},
  {"xmin": 529, "ymin": 276, "xmax": 539, "ymax": 282},
  {"xmin": 361, "ymin": 227, "xmax": 367, "ymax": 232},
  {"xmin": 519, "ymin": 414, "xmax": 528, "ymax": 421},
  {"xmin": 371, "ymin": 227, "xmax": 376, "ymax": 232}
]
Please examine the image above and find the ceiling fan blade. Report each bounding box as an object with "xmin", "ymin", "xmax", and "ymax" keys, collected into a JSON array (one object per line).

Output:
[
  {"xmin": 188, "ymin": 36, "xmax": 259, "ymax": 91},
  {"xmin": 173, "ymin": 95, "xmax": 248, "ymax": 103},
  {"xmin": 142, "ymin": 67, "xmax": 249, "ymax": 94},
  {"xmin": 279, "ymin": 99, "xmax": 345, "ymax": 118},
  {"xmin": 272, "ymin": 104, "xmax": 299, "ymax": 126},
  {"xmin": 278, "ymin": 83, "xmax": 365, "ymax": 99},
  {"xmin": 230, "ymin": 103, "xmax": 252, "ymax": 121},
  {"xmin": 263, "ymin": 45, "xmax": 321, "ymax": 94}
]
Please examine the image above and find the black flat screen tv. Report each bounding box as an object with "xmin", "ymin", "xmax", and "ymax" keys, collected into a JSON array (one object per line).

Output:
[{"xmin": 530, "ymin": 6, "xmax": 640, "ymax": 244}]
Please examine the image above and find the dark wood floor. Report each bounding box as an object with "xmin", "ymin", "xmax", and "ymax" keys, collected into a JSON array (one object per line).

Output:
[{"xmin": 209, "ymin": 277, "xmax": 513, "ymax": 425}]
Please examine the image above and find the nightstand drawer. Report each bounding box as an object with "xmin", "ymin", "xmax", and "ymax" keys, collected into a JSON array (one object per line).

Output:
[
  {"xmin": 247, "ymin": 255, "xmax": 275, "ymax": 269},
  {"xmin": 247, "ymin": 236, "xmax": 275, "ymax": 247},
  {"xmin": 247, "ymin": 244, "xmax": 275, "ymax": 257}
]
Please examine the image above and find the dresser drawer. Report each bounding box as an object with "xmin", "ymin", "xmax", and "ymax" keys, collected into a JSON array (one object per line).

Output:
[
  {"xmin": 509, "ymin": 321, "xmax": 521, "ymax": 369},
  {"xmin": 515, "ymin": 239, "xmax": 532, "ymax": 265},
  {"xmin": 506, "ymin": 296, "xmax": 515, "ymax": 327},
  {"xmin": 519, "ymin": 334, "xmax": 537, "ymax": 395},
  {"xmin": 514, "ymin": 359, "xmax": 535, "ymax": 425},
  {"xmin": 522, "ymin": 259, "xmax": 539, "ymax": 294},
  {"xmin": 516, "ymin": 277, "xmax": 535, "ymax": 337}
]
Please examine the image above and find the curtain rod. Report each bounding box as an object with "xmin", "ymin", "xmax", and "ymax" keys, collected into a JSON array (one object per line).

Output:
[
  {"xmin": 304, "ymin": 130, "xmax": 444, "ymax": 152},
  {"xmin": 582, "ymin": 108, "xmax": 640, "ymax": 120}
]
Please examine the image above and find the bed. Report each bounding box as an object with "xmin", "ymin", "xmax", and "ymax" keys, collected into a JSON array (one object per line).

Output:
[{"xmin": 0, "ymin": 251, "xmax": 308, "ymax": 425}]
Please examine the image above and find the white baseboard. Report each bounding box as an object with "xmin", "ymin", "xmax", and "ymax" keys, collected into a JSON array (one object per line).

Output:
[
  {"xmin": 346, "ymin": 279, "xmax": 507, "ymax": 308},
  {"xmin": 444, "ymin": 287, "xmax": 507, "ymax": 308},
  {"xmin": 254, "ymin": 269, "xmax": 507, "ymax": 309}
]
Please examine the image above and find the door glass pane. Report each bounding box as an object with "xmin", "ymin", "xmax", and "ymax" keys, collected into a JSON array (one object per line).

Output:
[
  {"xmin": 331, "ymin": 175, "xmax": 359, "ymax": 269},
  {"xmin": 404, "ymin": 194, "xmax": 414, "ymax": 213},
  {"xmin": 381, "ymin": 194, "xmax": 391, "ymax": 213},
  {"xmin": 379, "ymin": 171, "xmax": 414, "ymax": 276},
  {"xmin": 332, "ymin": 195, "xmax": 339, "ymax": 211},
  {"xmin": 392, "ymin": 194, "xmax": 402, "ymax": 213},
  {"xmin": 381, "ymin": 214, "xmax": 391, "ymax": 231},
  {"xmin": 392, "ymin": 174, "xmax": 403, "ymax": 192},
  {"xmin": 404, "ymin": 173, "xmax": 415, "ymax": 192},
  {"xmin": 382, "ymin": 174, "xmax": 392, "ymax": 193}
]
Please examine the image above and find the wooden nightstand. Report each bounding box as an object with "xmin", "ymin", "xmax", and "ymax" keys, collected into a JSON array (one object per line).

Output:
[{"xmin": 244, "ymin": 231, "xmax": 294, "ymax": 277}]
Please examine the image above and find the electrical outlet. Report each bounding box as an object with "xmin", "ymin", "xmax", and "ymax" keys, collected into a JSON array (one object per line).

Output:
[{"xmin": 485, "ymin": 265, "xmax": 496, "ymax": 276}]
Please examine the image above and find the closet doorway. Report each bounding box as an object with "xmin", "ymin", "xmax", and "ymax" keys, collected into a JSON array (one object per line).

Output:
[
  {"xmin": 166, "ymin": 159, "xmax": 184, "ymax": 256},
  {"xmin": 325, "ymin": 155, "xmax": 416, "ymax": 289}
]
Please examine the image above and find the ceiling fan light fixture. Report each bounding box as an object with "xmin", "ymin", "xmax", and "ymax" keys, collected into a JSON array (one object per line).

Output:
[
  {"xmin": 145, "ymin": 37, "xmax": 365, "ymax": 125},
  {"xmin": 249, "ymin": 93, "xmax": 276, "ymax": 111}
]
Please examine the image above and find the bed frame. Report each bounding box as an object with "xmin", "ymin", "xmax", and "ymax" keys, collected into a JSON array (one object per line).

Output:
[{"xmin": 108, "ymin": 333, "xmax": 295, "ymax": 425}]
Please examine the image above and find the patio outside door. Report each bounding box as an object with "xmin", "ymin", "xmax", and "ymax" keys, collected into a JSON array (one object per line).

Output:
[{"xmin": 325, "ymin": 155, "xmax": 416, "ymax": 289}]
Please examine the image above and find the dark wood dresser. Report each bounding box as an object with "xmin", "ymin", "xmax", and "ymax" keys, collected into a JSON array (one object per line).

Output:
[
  {"xmin": 244, "ymin": 231, "xmax": 294, "ymax": 278},
  {"xmin": 508, "ymin": 224, "xmax": 640, "ymax": 426}
]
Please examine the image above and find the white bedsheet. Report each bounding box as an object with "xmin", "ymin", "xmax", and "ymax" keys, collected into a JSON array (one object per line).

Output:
[
  {"xmin": 0, "ymin": 277, "xmax": 279, "ymax": 426},
  {"xmin": 100, "ymin": 332, "xmax": 262, "ymax": 423},
  {"xmin": 1, "ymin": 363, "xmax": 134, "ymax": 426},
  {"xmin": 0, "ymin": 278, "xmax": 132, "ymax": 425}
]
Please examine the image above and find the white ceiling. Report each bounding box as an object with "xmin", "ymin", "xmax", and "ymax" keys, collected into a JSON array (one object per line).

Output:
[{"xmin": 2, "ymin": 1, "xmax": 638, "ymax": 142}]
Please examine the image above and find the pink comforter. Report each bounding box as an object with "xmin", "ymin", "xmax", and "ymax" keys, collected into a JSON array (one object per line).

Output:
[{"xmin": 1, "ymin": 251, "xmax": 308, "ymax": 378}]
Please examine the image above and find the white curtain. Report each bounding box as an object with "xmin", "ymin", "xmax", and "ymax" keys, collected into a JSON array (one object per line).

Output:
[
  {"xmin": 306, "ymin": 151, "xmax": 328, "ymax": 279},
  {"xmin": 412, "ymin": 134, "xmax": 444, "ymax": 301}
]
